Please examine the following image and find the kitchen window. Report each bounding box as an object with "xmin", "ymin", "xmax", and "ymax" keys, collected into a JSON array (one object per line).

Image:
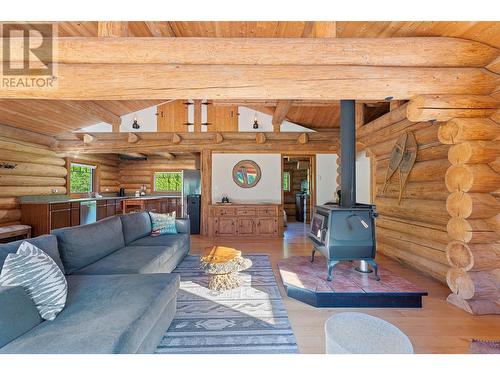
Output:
[
  {"xmin": 69, "ymin": 162, "xmax": 96, "ymax": 194},
  {"xmin": 153, "ymin": 172, "xmax": 182, "ymax": 192},
  {"xmin": 283, "ymin": 171, "xmax": 291, "ymax": 192}
]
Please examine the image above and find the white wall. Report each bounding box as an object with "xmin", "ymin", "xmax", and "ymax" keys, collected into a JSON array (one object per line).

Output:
[
  {"xmin": 238, "ymin": 106, "xmax": 313, "ymax": 132},
  {"xmin": 356, "ymin": 151, "xmax": 372, "ymax": 204},
  {"xmin": 81, "ymin": 104, "xmax": 315, "ymax": 133},
  {"xmin": 79, "ymin": 105, "xmax": 159, "ymax": 133},
  {"xmin": 212, "ymin": 153, "xmax": 282, "ymax": 204},
  {"xmin": 316, "ymin": 154, "xmax": 338, "ymax": 205},
  {"xmin": 120, "ymin": 106, "xmax": 158, "ymax": 132},
  {"xmin": 315, "ymin": 152, "xmax": 372, "ymax": 205}
]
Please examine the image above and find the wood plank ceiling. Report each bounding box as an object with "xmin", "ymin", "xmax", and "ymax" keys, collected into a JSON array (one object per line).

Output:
[
  {"xmin": 0, "ymin": 21, "xmax": 498, "ymax": 136},
  {"xmin": 56, "ymin": 21, "xmax": 500, "ymax": 48}
]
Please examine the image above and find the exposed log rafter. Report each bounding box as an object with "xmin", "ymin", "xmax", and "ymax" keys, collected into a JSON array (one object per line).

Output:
[
  {"xmin": 1, "ymin": 37, "xmax": 498, "ymax": 100},
  {"xmin": 272, "ymin": 100, "xmax": 294, "ymax": 132},
  {"xmin": 54, "ymin": 131, "xmax": 339, "ymax": 154}
]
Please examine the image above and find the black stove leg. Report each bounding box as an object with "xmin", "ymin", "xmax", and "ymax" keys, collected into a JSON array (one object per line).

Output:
[
  {"xmin": 311, "ymin": 248, "xmax": 316, "ymax": 263},
  {"xmin": 367, "ymin": 260, "xmax": 380, "ymax": 281},
  {"xmin": 327, "ymin": 260, "xmax": 339, "ymax": 281}
]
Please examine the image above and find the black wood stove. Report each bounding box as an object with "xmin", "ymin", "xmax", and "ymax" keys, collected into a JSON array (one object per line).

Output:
[{"xmin": 309, "ymin": 100, "xmax": 379, "ymax": 281}]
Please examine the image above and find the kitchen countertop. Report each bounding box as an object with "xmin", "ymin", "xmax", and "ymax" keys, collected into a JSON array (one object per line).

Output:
[{"xmin": 19, "ymin": 195, "xmax": 181, "ymax": 204}]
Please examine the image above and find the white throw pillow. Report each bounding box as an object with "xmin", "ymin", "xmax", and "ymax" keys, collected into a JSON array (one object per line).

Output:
[{"xmin": 0, "ymin": 241, "xmax": 68, "ymax": 321}]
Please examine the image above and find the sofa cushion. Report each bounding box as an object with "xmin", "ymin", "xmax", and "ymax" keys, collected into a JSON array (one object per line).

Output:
[
  {"xmin": 0, "ymin": 242, "xmax": 67, "ymax": 321},
  {"xmin": 73, "ymin": 243, "xmax": 185, "ymax": 275},
  {"xmin": 130, "ymin": 233, "xmax": 189, "ymax": 250},
  {"xmin": 0, "ymin": 235, "xmax": 63, "ymax": 273},
  {"xmin": 52, "ymin": 216, "xmax": 125, "ymax": 274},
  {"xmin": 0, "ymin": 286, "xmax": 42, "ymax": 348},
  {"xmin": 175, "ymin": 218, "xmax": 190, "ymax": 234},
  {"xmin": 0, "ymin": 273, "xmax": 180, "ymax": 354},
  {"xmin": 149, "ymin": 212, "xmax": 177, "ymax": 235},
  {"xmin": 119, "ymin": 212, "xmax": 152, "ymax": 245}
]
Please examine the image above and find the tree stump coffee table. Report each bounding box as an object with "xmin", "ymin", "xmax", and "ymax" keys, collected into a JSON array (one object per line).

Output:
[{"xmin": 200, "ymin": 246, "xmax": 252, "ymax": 291}]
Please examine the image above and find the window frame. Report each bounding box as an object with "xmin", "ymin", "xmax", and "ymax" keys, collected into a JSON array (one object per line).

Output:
[
  {"xmin": 152, "ymin": 171, "xmax": 183, "ymax": 193},
  {"xmin": 283, "ymin": 171, "xmax": 291, "ymax": 192},
  {"xmin": 66, "ymin": 158, "xmax": 99, "ymax": 197}
]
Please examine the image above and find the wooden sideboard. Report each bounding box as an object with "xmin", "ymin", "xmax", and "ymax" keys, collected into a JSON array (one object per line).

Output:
[{"xmin": 208, "ymin": 204, "xmax": 282, "ymax": 238}]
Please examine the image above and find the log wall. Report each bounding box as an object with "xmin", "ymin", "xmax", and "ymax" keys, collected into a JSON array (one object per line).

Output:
[
  {"xmin": 283, "ymin": 159, "xmax": 310, "ymax": 222},
  {"xmin": 439, "ymin": 109, "xmax": 500, "ymax": 315},
  {"xmin": 0, "ymin": 135, "xmax": 120, "ymax": 226},
  {"xmin": 118, "ymin": 156, "xmax": 196, "ymax": 195},
  {"xmin": 360, "ymin": 97, "xmax": 499, "ymax": 315},
  {"xmin": 358, "ymin": 104, "xmax": 451, "ymax": 283}
]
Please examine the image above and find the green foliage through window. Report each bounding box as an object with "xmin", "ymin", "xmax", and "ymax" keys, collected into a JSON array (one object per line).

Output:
[
  {"xmin": 154, "ymin": 172, "xmax": 182, "ymax": 192},
  {"xmin": 283, "ymin": 171, "xmax": 290, "ymax": 192},
  {"xmin": 70, "ymin": 163, "xmax": 94, "ymax": 193}
]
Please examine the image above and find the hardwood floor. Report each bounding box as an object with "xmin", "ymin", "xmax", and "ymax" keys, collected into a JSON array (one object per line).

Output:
[{"xmin": 191, "ymin": 222, "xmax": 500, "ymax": 354}]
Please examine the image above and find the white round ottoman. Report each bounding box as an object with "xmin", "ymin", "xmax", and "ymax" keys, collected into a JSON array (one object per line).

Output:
[{"xmin": 325, "ymin": 312, "xmax": 414, "ymax": 354}]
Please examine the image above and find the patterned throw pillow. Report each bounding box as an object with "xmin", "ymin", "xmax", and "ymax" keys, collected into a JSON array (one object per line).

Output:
[
  {"xmin": 149, "ymin": 211, "xmax": 177, "ymax": 236},
  {"xmin": 0, "ymin": 241, "xmax": 67, "ymax": 321}
]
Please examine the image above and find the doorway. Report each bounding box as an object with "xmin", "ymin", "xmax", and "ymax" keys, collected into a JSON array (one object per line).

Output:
[{"xmin": 282, "ymin": 155, "xmax": 315, "ymax": 232}]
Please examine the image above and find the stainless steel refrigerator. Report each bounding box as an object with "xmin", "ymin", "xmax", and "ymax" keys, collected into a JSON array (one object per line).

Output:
[{"xmin": 181, "ymin": 170, "xmax": 201, "ymax": 234}]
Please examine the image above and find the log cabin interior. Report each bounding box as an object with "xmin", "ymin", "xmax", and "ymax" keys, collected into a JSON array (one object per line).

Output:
[{"xmin": 0, "ymin": 13, "xmax": 499, "ymax": 362}]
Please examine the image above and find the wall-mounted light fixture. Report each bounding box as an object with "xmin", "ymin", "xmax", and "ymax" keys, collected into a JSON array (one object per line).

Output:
[
  {"xmin": 252, "ymin": 112, "xmax": 259, "ymax": 129},
  {"xmin": 132, "ymin": 115, "xmax": 140, "ymax": 129}
]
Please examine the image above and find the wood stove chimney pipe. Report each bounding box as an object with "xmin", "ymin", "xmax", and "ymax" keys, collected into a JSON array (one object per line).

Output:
[{"xmin": 340, "ymin": 100, "xmax": 356, "ymax": 208}]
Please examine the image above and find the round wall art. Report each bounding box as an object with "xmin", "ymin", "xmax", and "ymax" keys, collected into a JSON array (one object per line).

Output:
[{"xmin": 232, "ymin": 160, "xmax": 261, "ymax": 188}]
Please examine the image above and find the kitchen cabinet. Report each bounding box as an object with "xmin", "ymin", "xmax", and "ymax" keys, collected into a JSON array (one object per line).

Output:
[{"xmin": 21, "ymin": 196, "xmax": 182, "ymax": 236}]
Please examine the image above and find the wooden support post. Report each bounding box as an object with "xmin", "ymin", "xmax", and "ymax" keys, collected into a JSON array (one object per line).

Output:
[
  {"xmin": 390, "ymin": 100, "xmax": 403, "ymax": 111},
  {"xmin": 355, "ymin": 103, "xmax": 365, "ymax": 129},
  {"xmin": 200, "ymin": 150, "xmax": 212, "ymax": 235},
  {"xmin": 272, "ymin": 100, "xmax": 293, "ymax": 132}
]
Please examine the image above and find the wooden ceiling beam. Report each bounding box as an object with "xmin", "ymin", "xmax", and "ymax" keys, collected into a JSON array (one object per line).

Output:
[
  {"xmin": 119, "ymin": 152, "xmax": 147, "ymax": 159},
  {"xmin": 16, "ymin": 37, "xmax": 497, "ymax": 67},
  {"xmin": 0, "ymin": 123, "xmax": 57, "ymax": 147},
  {"xmin": 313, "ymin": 22, "xmax": 337, "ymax": 38},
  {"xmin": 301, "ymin": 22, "xmax": 315, "ymax": 38},
  {"xmin": 301, "ymin": 22, "xmax": 337, "ymax": 38},
  {"xmin": 54, "ymin": 131, "xmax": 339, "ymax": 154},
  {"xmin": 142, "ymin": 21, "xmax": 176, "ymax": 37},
  {"xmin": 407, "ymin": 95, "xmax": 500, "ymax": 122},
  {"xmin": 97, "ymin": 21, "xmax": 127, "ymax": 134},
  {"xmin": 3, "ymin": 65, "xmax": 496, "ymax": 100},
  {"xmin": 82, "ymin": 134, "xmax": 96, "ymax": 144},
  {"xmin": 272, "ymin": 100, "xmax": 294, "ymax": 132},
  {"xmin": 154, "ymin": 152, "xmax": 175, "ymax": 159},
  {"xmin": 64, "ymin": 101, "xmax": 122, "ymax": 128},
  {"xmin": 97, "ymin": 22, "xmax": 128, "ymax": 37},
  {"xmin": 212, "ymin": 100, "xmax": 337, "ymax": 107}
]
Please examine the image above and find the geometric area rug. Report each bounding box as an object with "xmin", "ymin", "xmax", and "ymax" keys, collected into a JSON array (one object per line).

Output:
[{"xmin": 155, "ymin": 254, "xmax": 299, "ymax": 354}]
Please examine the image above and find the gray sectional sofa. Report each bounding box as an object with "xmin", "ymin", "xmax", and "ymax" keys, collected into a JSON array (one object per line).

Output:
[{"xmin": 0, "ymin": 212, "xmax": 190, "ymax": 354}]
